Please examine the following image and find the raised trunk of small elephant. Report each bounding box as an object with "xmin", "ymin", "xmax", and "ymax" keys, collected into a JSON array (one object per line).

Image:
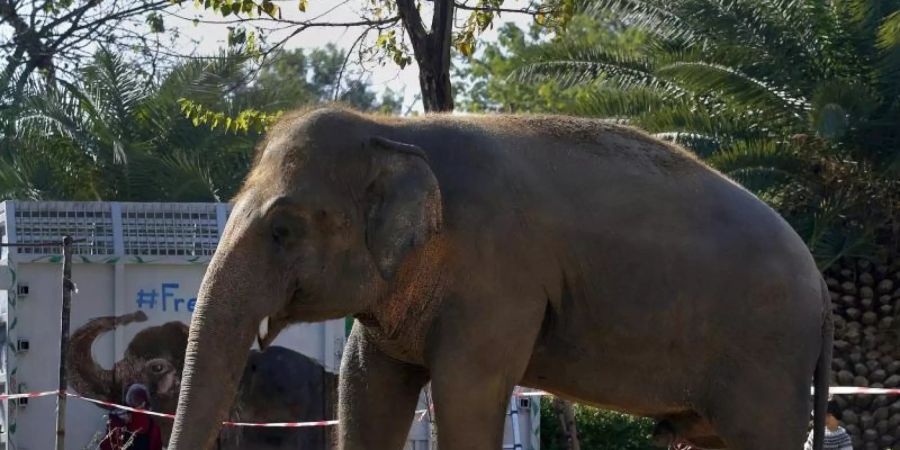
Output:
[
  {"xmin": 65, "ymin": 311, "xmax": 148, "ymax": 403},
  {"xmin": 168, "ymin": 251, "xmax": 270, "ymax": 450}
]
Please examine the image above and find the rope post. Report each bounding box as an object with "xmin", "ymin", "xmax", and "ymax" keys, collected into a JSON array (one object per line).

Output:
[{"xmin": 55, "ymin": 235, "xmax": 74, "ymax": 450}]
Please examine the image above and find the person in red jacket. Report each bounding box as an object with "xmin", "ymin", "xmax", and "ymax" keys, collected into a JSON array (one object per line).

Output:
[{"xmin": 99, "ymin": 384, "xmax": 162, "ymax": 450}]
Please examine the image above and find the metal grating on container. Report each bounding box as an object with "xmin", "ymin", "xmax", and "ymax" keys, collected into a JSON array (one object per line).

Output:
[
  {"xmin": 12, "ymin": 202, "xmax": 114, "ymax": 255},
  {"xmin": 120, "ymin": 203, "xmax": 220, "ymax": 256}
]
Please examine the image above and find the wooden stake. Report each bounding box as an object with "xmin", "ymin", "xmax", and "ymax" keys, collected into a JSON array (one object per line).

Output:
[{"xmin": 55, "ymin": 236, "xmax": 74, "ymax": 450}]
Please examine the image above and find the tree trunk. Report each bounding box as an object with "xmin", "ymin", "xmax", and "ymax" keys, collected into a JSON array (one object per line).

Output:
[
  {"xmin": 552, "ymin": 397, "xmax": 580, "ymax": 450},
  {"xmin": 395, "ymin": 0, "xmax": 455, "ymax": 112}
]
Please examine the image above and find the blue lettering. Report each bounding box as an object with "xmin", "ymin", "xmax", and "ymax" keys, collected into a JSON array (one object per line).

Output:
[
  {"xmin": 136, "ymin": 289, "xmax": 158, "ymax": 309},
  {"xmin": 136, "ymin": 283, "xmax": 197, "ymax": 313},
  {"xmin": 161, "ymin": 283, "xmax": 179, "ymax": 312}
]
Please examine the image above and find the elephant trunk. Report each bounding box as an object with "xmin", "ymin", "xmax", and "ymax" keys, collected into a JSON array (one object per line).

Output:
[
  {"xmin": 168, "ymin": 249, "xmax": 266, "ymax": 450},
  {"xmin": 66, "ymin": 311, "xmax": 147, "ymax": 402}
]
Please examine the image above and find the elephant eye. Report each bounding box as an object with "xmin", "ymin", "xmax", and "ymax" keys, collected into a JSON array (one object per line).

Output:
[
  {"xmin": 147, "ymin": 359, "xmax": 169, "ymax": 374},
  {"xmin": 270, "ymin": 212, "xmax": 306, "ymax": 247}
]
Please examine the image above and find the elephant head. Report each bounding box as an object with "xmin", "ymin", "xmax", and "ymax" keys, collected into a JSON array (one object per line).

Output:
[
  {"xmin": 67, "ymin": 311, "xmax": 188, "ymax": 443},
  {"xmin": 169, "ymin": 108, "xmax": 444, "ymax": 449}
]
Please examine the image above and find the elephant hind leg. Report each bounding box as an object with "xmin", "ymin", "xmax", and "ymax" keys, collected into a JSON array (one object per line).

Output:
[{"xmin": 699, "ymin": 370, "xmax": 810, "ymax": 450}]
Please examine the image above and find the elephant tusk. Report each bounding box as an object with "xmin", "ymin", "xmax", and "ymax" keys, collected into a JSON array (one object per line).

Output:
[{"xmin": 257, "ymin": 316, "xmax": 270, "ymax": 349}]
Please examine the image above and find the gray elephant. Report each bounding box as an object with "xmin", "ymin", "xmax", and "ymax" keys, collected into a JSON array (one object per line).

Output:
[
  {"xmin": 219, "ymin": 345, "xmax": 337, "ymax": 449},
  {"xmin": 67, "ymin": 312, "xmax": 335, "ymax": 448},
  {"xmin": 169, "ymin": 107, "xmax": 833, "ymax": 450}
]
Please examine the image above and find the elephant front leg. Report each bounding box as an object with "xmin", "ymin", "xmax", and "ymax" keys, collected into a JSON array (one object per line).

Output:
[
  {"xmin": 338, "ymin": 324, "xmax": 428, "ymax": 450},
  {"xmin": 430, "ymin": 366, "xmax": 516, "ymax": 450},
  {"xmin": 428, "ymin": 322, "xmax": 538, "ymax": 450}
]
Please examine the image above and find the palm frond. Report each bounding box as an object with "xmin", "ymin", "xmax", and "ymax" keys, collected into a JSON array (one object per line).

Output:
[{"xmin": 655, "ymin": 62, "xmax": 809, "ymax": 124}]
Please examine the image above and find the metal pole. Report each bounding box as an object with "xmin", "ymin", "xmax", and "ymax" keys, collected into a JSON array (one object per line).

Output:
[{"xmin": 54, "ymin": 236, "xmax": 74, "ymax": 450}]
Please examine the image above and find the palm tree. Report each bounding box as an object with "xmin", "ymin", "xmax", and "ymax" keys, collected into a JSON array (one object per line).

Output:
[
  {"xmin": 7, "ymin": 49, "xmax": 260, "ymax": 202},
  {"xmin": 518, "ymin": 0, "xmax": 900, "ymax": 267}
]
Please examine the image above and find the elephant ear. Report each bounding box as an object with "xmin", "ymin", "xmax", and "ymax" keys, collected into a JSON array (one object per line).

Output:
[{"xmin": 365, "ymin": 136, "xmax": 443, "ymax": 280}]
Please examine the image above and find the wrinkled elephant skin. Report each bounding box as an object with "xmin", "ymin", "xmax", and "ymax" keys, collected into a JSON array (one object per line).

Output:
[{"xmin": 169, "ymin": 107, "xmax": 833, "ymax": 450}]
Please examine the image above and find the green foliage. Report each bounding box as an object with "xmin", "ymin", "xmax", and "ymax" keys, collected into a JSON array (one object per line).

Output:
[
  {"xmin": 539, "ymin": 398, "xmax": 656, "ymax": 450},
  {"xmin": 178, "ymin": 99, "xmax": 282, "ymax": 133},
  {"xmin": 456, "ymin": 0, "xmax": 900, "ymax": 266},
  {"xmin": 1, "ymin": 45, "xmax": 401, "ymax": 202},
  {"xmin": 172, "ymin": 0, "xmax": 282, "ymax": 18}
]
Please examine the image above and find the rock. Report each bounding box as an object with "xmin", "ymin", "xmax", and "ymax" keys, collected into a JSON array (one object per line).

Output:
[
  {"xmin": 834, "ymin": 341, "xmax": 850, "ymax": 352},
  {"xmin": 879, "ymin": 294, "xmax": 893, "ymax": 305},
  {"xmin": 878, "ymin": 279, "xmax": 894, "ymax": 294},
  {"xmin": 871, "ymin": 369, "xmax": 887, "ymax": 383},
  {"xmin": 861, "ymin": 297, "xmax": 874, "ymax": 309},
  {"xmin": 860, "ymin": 413, "xmax": 875, "ymax": 430},
  {"xmin": 841, "ymin": 295, "xmax": 857, "ymax": 306},
  {"xmin": 876, "ymin": 265, "xmax": 889, "ymax": 276},
  {"xmin": 880, "ymin": 304, "xmax": 894, "ymax": 315},
  {"xmin": 861, "ymin": 286, "xmax": 875, "ymax": 299},
  {"xmin": 858, "ymin": 259, "xmax": 871, "ymax": 271},
  {"xmin": 862, "ymin": 428, "xmax": 878, "ymax": 442},
  {"xmin": 835, "ymin": 395, "xmax": 849, "ymax": 410},
  {"xmin": 855, "ymin": 363, "xmax": 870, "ymax": 377},
  {"xmin": 855, "ymin": 376, "xmax": 870, "ymax": 387},
  {"xmin": 874, "ymin": 407, "xmax": 889, "ymax": 421},
  {"xmin": 838, "ymin": 370, "xmax": 855, "ymax": 385},
  {"xmin": 851, "ymin": 435, "xmax": 863, "ymax": 449},
  {"xmin": 856, "ymin": 393, "xmax": 873, "ymax": 408},
  {"xmin": 891, "ymin": 399, "xmax": 900, "ymax": 413},
  {"xmin": 879, "ymin": 434, "xmax": 895, "ymax": 447},
  {"xmin": 827, "ymin": 277, "xmax": 840, "ymax": 288},
  {"xmin": 876, "ymin": 419, "xmax": 888, "ymax": 435},
  {"xmin": 884, "ymin": 375, "xmax": 900, "ymax": 389},
  {"xmin": 859, "ymin": 273, "xmax": 875, "ymax": 286},
  {"xmin": 887, "ymin": 361, "xmax": 900, "ymax": 374},
  {"xmin": 842, "ymin": 409, "xmax": 859, "ymax": 424},
  {"xmin": 866, "ymin": 359, "xmax": 881, "ymax": 372},
  {"xmin": 872, "ymin": 395, "xmax": 890, "ymax": 408},
  {"xmin": 840, "ymin": 269, "xmax": 853, "ymax": 279},
  {"xmin": 888, "ymin": 413, "xmax": 900, "ymax": 429},
  {"xmin": 850, "ymin": 351, "xmax": 863, "ymax": 363},
  {"xmin": 842, "ymin": 281, "xmax": 858, "ymax": 295},
  {"xmin": 879, "ymin": 317, "xmax": 894, "ymax": 330},
  {"xmin": 864, "ymin": 334, "xmax": 879, "ymax": 349},
  {"xmin": 847, "ymin": 308, "xmax": 862, "ymax": 320},
  {"xmin": 834, "ymin": 315, "xmax": 847, "ymax": 330},
  {"xmin": 833, "ymin": 357, "xmax": 847, "ymax": 371}
]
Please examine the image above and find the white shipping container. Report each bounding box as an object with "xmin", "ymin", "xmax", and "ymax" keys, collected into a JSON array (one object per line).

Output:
[{"xmin": 0, "ymin": 201, "xmax": 538, "ymax": 450}]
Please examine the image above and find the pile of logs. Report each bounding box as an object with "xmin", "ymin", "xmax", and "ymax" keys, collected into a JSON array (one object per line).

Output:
[{"xmin": 826, "ymin": 258, "xmax": 900, "ymax": 449}]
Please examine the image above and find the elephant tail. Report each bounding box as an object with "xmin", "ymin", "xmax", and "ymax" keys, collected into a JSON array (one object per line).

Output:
[{"xmin": 812, "ymin": 277, "xmax": 834, "ymax": 450}]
